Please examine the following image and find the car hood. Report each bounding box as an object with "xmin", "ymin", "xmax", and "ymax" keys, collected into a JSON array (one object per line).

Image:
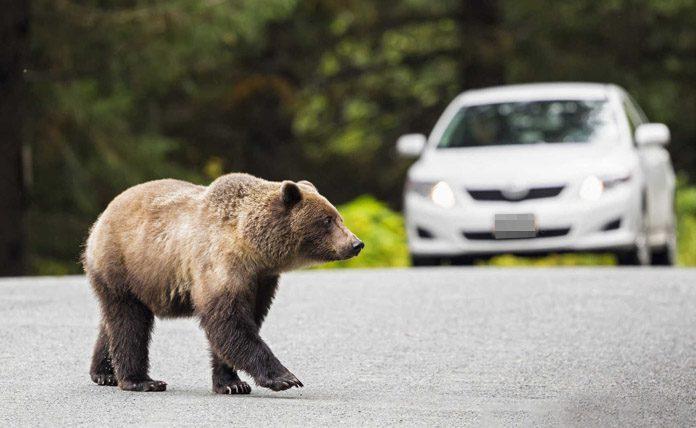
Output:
[{"xmin": 410, "ymin": 143, "xmax": 636, "ymax": 187}]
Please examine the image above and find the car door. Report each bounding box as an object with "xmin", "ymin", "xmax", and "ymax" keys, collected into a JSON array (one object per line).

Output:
[{"xmin": 622, "ymin": 95, "xmax": 676, "ymax": 239}]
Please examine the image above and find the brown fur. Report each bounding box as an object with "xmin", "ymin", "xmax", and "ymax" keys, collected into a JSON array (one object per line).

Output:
[{"xmin": 83, "ymin": 173, "xmax": 363, "ymax": 393}]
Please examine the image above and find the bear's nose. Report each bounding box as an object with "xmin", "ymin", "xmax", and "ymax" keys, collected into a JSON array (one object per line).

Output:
[{"xmin": 352, "ymin": 240, "xmax": 365, "ymax": 254}]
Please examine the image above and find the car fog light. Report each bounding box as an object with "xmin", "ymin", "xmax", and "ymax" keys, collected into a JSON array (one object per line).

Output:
[
  {"xmin": 430, "ymin": 181, "xmax": 456, "ymax": 208},
  {"xmin": 579, "ymin": 175, "xmax": 604, "ymax": 201}
]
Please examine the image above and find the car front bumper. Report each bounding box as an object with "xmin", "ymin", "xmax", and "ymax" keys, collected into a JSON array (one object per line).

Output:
[{"xmin": 405, "ymin": 185, "xmax": 641, "ymax": 257}]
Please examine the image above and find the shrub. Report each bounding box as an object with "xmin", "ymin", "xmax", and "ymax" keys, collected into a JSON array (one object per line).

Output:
[{"xmin": 676, "ymin": 183, "xmax": 696, "ymax": 266}]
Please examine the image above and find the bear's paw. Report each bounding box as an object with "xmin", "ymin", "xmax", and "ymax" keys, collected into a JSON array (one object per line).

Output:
[{"xmin": 214, "ymin": 380, "xmax": 252, "ymax": 395}]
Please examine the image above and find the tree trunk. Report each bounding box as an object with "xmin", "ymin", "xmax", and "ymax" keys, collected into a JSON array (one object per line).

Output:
[
  {"xmin": 458, "ymin": 0, "xmax": 505, "ymax": 89},
  {"xmin": 0, "ymin": 0, "xmax": 29, "ymax": 276}
]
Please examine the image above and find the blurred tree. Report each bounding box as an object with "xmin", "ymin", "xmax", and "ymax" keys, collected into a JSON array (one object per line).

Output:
[
  {"xmin": 0, "ymin": 0, "xmax": 29, "ymax": 275},
  {"xmin": 457, "ymin": 0, "xmax": 505, "ymax": 88}
]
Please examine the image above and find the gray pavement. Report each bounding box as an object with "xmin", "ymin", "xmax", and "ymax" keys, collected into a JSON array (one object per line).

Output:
[{"xmin": 1, "ymin": 268, "xmax": 695, "ymax": 426}]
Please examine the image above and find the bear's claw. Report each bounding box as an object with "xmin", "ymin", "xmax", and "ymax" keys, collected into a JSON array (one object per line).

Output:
[
  {"xmin": 259, "ymin": 372, "xmax": 303, "ymax": 391},
  {"xmin": 91, "ymin": 373, "xmax": 118, "ymax": 386},
  {"xmin": 215, "ymin": 380, "xmax": 251, "ymax": 395}
]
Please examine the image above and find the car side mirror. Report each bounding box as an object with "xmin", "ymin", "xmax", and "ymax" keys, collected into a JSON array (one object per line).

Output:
[
  {"xmin": 635, "ymin": 123, "xmax": 670, "ymax": 147},
  {"xmin": 396, "ymin": 134, "xmax": 427, "ymax": 157}
]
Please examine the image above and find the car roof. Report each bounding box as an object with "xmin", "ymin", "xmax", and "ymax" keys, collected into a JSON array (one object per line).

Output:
[{"xmin": 455, "ymin": 82, "xmax": 616, "ymax": 105}]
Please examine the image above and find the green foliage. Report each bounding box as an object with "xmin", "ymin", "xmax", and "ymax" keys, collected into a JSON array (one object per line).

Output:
[{"xmin": 321, "ymin": 196, "xmax": 409, "ymax": 269}]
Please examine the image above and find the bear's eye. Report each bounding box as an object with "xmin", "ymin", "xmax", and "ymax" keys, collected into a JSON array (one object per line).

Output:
[{"xmin": 322, "ymin": 217, "xmax": 333, "ymax": 227}]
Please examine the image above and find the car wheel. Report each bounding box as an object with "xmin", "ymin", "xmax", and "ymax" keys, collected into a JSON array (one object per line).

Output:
[
  {"xmin": 651, "ymin": 230, "xmax": 677, "ymax": 266},
  {"xmin": 411, "ymin": 255, "xmax": 441, "ymax": 267},
  {"xmin": 616, "ymin": 248, "xmax": 643, "ymax": 265}
]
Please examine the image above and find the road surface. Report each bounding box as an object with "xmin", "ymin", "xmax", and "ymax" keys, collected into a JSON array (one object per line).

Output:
[{"xmin": 1, "ymin": 268, "xmax": 695, "ymax": 426}]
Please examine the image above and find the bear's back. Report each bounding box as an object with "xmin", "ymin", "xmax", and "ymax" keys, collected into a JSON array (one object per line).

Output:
[
  {"xmin": 95, "ymin": 178, "xmax": 206, "ymax": 247},
  {"xmin": 85, "ymin": 179, "xmax": 207, "ymax": 300}
]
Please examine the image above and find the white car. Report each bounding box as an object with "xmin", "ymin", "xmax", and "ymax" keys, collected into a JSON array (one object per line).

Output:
[{"xmin": 398, "ymin": 83, "xmax": 677, "ymax": 266}]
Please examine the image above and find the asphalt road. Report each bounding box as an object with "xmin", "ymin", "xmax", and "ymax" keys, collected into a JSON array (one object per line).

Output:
[{"xmin": 1, "ymin": 268, "xmax": 695, "ymax": 426}]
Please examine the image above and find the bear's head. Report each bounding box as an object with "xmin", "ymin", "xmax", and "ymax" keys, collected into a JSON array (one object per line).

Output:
[{"xmin": 251, "ymin": 180, "xmax": 364, "ymax": 268}]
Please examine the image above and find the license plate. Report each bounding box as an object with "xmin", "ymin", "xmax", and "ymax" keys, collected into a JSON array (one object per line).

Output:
[{"xmin": 494, "ymin": 213, "xmax": 537, "ymax": 239}]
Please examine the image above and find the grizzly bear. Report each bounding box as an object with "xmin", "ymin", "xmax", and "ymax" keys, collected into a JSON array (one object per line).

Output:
[{"xmin": 82, "ymin": 173, "xmax": 363, "ymax": 393}]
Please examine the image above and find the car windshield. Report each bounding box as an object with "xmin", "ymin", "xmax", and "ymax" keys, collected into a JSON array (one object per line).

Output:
[{"xmin": 437, "ymin": 100, "xmax": 619, "ymax": 148}]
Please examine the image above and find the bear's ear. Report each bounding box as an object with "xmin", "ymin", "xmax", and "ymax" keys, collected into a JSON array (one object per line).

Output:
[
  {"xmin": 280, "ymin": 180, "xmax": 302, "ymax": 207},
  {"xmin": 297, "ymin": 180, "xmax": 317, "ymax": 191}
]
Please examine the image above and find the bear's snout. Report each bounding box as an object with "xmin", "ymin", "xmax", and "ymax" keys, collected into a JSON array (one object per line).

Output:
[
  {"xmin": 338, "ymin": 237, "xmax": 363, "ymax": 260},
  {"xmin": 351, "ymin": 239, "xmax": 365, "ymax": 256}
]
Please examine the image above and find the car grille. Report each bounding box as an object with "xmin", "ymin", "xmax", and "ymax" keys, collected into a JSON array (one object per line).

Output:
[
  {"xmin": 466, "ymin": 186, "xmax": 565, "ymax": 202},
  {"xmin": 462, "ymin": 227, "xmax": 571, "ymax": 241}
]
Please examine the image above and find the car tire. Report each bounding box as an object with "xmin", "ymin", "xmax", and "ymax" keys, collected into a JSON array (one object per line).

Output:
[
  {"xmin": 651, "ymin": 231, "xmax": 677, "ymax": 266},
  {"xmin": 616, "ymin": 248, "xmax": 644, "ymax": 266},
  {"xmin": 616, "ymin": 242, "xmax": 651, "ymax": 266},
  {"xmin": 411, "ymin": 255, "xmax": 441, "ymax": 267},
  {"xmin": 450, "ymin": 255, "xmax": 476, "ymax": 266}
]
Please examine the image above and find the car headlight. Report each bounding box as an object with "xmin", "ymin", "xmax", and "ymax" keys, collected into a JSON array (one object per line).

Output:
[
  {"xmin": 431, "ymin": 181, "xmax": 456, "ymax": 208},
  {"xmin": 407, "ymin": 180, "xmax": 456, "ymax": 208},
  {"xmin": 579, "ymin": 175, "xmax": 604, "ymax": 201},
  {"xmin": 579, "ymin": 174, "xmax": 631, "ymax": 201}
]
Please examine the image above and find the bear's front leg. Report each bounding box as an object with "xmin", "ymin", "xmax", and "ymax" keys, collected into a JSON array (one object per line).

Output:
[{"xmin": 200, "ymin": 291, "xmax": 303, "ymax": 392}]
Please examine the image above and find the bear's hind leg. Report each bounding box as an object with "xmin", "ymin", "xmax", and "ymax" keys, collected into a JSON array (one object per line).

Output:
[
  {"xmin": 90, "ymin": 323, "xmax": 117, "ymax": 386},
  {"xmin": 102, "ymin": 293, "xmax": 166, "ymax": 392},
  {"xmin": 211, "ymin": 352, "xmax": 251, "ymax": 394}
]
